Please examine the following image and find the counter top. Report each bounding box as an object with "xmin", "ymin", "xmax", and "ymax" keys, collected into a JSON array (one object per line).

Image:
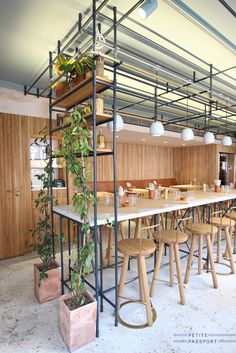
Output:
[
  {"xmin": 32, "ymin": 187, "xmax": 67, "ymax": 191},
  {"xmin": 53, "ymin": 190, "xmax": 236, "ymax": 226}
]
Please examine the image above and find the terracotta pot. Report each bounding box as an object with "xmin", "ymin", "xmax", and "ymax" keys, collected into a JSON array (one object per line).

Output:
[
  {"xmin": 149, "ymin": 189, "xmax": 154, "ymax": 199},
  {"xmin": 59, "ymin": 292, "xmax": 97, "ymax": 352},
  {"xmin": 71, "ymin": 73, "xmax": 86, "ymax": 86},
  {"xmin": 34, "ymin": 262, "xmax": 61, "ymax": 303},
  {"xmin": 215, "ymin": 185, "xmax": 221, "ymax": 193},
  {"xmin": 55, "ymin": 82, "xmax": 68, "ymax": 98}
]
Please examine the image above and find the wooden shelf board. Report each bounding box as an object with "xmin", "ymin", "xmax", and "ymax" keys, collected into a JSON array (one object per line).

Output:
[
  {"xmin": 52, "ymin": 76, "xmax": 113, "ymax": 109},
  {"xmin": 52, "ymin": 149, "xmax": 113, "ymax": 159}
]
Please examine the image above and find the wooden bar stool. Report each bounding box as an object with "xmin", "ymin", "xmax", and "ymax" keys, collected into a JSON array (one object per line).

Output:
[
  {"xmin": 210, "ymin": 210, "xmax": 235, "ymax": 274},
  {"xmin": 224, "ymin": 206, "xmax": 236, "ymax": 255},
  {"xmin": 150, "ymin": 216, "xmax": 191, "ymax": 305},
  {"xmin": 118, "ymin": 238, "xmax": 156, "ymax": 328},
  {"xmin": 184, "ymin": 223, "xmax": 218, "ymax": 288}
]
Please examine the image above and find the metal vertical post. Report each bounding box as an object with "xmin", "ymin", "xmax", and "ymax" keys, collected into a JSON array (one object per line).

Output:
[
  {"xmin": 112, "ymin": 6, "xmax": 119, "ymax": 327},
  {"xmin": 92, "ymin": 0, "xmax": 99, "ymax": 338},
  {"xmin": 49, "ymin": 51, "xmax": 55, "ymax": 259},
  {"xmin": 65, "ymin": 163, "xmax": 71, "ymax": 279},
  {"xmin": 99, "ymin": 225, "xmax": 104, "ymax": 312},
  {"xmin": 60, "ymin": 215, "xmax": 64, "ymax": 294}
]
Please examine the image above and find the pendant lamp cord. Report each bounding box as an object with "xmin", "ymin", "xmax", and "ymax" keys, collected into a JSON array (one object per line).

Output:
[
  {"xmin": 154, "ymin": 71, "xmax": 158, "ymax": 122},
  {"xmin": 186, "ymin": 86, "xmax": 189, "ymax": 126},
  {"xmin": 226, "ymin": 101, "xmax": 228, "ymax": 135}
]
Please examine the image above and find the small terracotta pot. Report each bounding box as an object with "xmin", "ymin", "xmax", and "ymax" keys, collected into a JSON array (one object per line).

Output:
[
  {"xmin": 149, "ymin": 189, "xmax": 154, "ymax": 199},
  {"xmin": 71, "ymin": 73, "xmax": 86, "ymax": 86},
  {"xmin": 215, "ymin": 185, "xmax": 221, "ymax": 193},
  {"xmin": 55, "ymin": 82, "xmax": 68, "ymax": 98},
  {"xmin": 34, "ymin": 262, "xmax": 61, "ymax": 303},
  {"xmin": 59, "ymin": 292, "xmax": 97, "ymax": 352}
]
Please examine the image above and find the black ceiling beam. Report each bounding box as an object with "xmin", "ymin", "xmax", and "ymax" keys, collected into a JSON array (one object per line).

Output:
[{"xmin": 218, "ymin": 0, "xmax": 236, "ymax": 17}]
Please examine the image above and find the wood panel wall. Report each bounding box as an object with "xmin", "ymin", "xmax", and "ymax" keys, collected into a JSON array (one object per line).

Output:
[
  {"xmin": 96, "ymin": 143, "xmax": 175, "ymax": 181},
  {"xmin": 0, "ymin": 113, "xmax": 59, "ymax": 259},
  {"xmin": 173, "ymin": 144, "xmax": 236, "ymax": 185}
]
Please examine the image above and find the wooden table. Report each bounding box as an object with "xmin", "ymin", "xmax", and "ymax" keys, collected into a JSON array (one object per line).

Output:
[
  {"xmin": 171, "ymin": 184, "xmax": 202, "ymax": 191},
  {"xmin": 53, "ymin": 190, "xmax": 236, "ymax": 331}
]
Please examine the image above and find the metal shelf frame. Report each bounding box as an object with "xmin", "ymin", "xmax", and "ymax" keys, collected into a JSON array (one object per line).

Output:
[{"xmin": 25, "ymin": 1, "xmax": 236, "ymax": 136}]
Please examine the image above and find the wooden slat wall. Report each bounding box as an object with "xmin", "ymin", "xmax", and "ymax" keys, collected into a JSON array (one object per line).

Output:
[
  {"xmin": 96, "ymin": 143, "xmax": 175, "ymax": 181},
  {"xmin": 0, "ymin": 113, "xmax": 61, "ymax": 259},
  {"xmin": 173, "ymin": 144, "xmax": 236, "ymax": 185}
]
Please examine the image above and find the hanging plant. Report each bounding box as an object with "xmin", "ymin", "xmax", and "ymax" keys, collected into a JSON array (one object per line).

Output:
[
  {"xmin": 61, "ymin": 110, "xmax": 95, "ymax": 307},
  {"xmin": 30, "ymin": 127, "xmax": 59, "ymax": 287}
]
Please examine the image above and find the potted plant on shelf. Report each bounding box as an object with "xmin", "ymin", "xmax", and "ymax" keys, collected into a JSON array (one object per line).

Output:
[
  {"xmin": 31, "ymin": 127, "xmax": 61, "ymax": 304},
  {"xmin": 54, "ymin": 54, "xmax": 94, "ymax": 96},
  {"xmin": 59, "ymin": 110, "xmax": 97, "ymax": 352}
]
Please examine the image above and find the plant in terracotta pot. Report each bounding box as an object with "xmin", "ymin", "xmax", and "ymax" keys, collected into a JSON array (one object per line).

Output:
[
  {"xmin": 31, "ymin": 127, "xmax": 61, "ymax": 303},
  {"xmin": 59, "ymin": 110, "xmax": 97, "ymax": 352}
]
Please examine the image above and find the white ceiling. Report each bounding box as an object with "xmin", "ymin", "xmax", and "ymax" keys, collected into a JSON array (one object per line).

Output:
[
  {"xmin": 102, "ymin": 123, "xmax": 227, "ymax": 147},
  {"xmin": 0, "ymin": 0, "xmax": 235, "ymax": 88}
]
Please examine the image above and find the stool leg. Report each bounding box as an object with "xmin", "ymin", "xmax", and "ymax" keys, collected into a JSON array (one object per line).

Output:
[
  {"xmin": 169, "ymin": 243, "xmax": 174, "ymax": 287},
  {"xmin": 107, "ymin": 228, "xmax": 113, "ymax": 266},
  {"xmin": 184, "ymin": 234, "xmax": 196, "ymax": 284},
  {"xmin": 150, "ymin": 242, "xmax": 164, "ymax": 297},
  {"xmin": 98, "ymin": 227, "xmax": 107, "ymax": 267},
  {"xmin": 119, "ymin": 222, "xmax": 125, "ymax": 240},
  {"xmin": 144, "ymin": 217, "xmax": 152, "ymax": 239},
  {"xmin": 216, "ymin": 226, "xmax": 221, "ymax": 263},
  {"xmin": 198, "ymin": 235, "xmax": 203, "ymax": 275},
  {"xmin": 134, "ymin": 218, "xmax": 141, "ymax": 238},
  {"xmin": 224, "ymin": 226, "xmax": 235, "ymax": 274},
  {"xmin": 174, "ymin": 242, "xmax": 185, "ymax": 305},
  {"xmin": 234, "ymin": 224, "xmax": 236, "ymax": 254},
  {"xmin": 206, "ymin": 234, "xmax": 218, "ymax": 289},
  {"xmin": 137, "ymin": 256, "xmax": 145, "ymax": 303},
  {"xmin": 118, "ymin": 255, "xmax": 129, "ymax": 310},
  {"xmin": 139, "ymin": 255, "xmax": 153, "ymax": 326}
]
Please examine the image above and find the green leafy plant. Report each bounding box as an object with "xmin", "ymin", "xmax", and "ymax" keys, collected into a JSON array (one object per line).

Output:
[
  {"xmin": 30, "ymin": 127, "xmax": 58, "ymax": 286},
  {"xmin": 55, "ymin": 54, "xmax": 93, "ymax": 79},
  {"xmin": 61, "ymin": 110, "xmax": 95, "ymax": 307}
]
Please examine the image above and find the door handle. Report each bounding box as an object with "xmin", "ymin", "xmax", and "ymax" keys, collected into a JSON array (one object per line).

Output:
[{"xmin": 6, "ymin": 189, "xmax": 20, "ymax": 197}]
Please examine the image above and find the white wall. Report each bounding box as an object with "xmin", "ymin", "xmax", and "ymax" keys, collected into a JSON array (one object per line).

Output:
[{"xmin": 0, "ymin": 86, "xmax": 51, "ymax": 118}]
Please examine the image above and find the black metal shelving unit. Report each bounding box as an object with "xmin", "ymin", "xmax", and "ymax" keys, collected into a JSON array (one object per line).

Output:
[
  {"xmin": 48, "ymin": 1, "xmax": 120, "ymax": 337},
  {"xmin": 24, "ymin": 0, "xmax": 236, "ymax": 337}
]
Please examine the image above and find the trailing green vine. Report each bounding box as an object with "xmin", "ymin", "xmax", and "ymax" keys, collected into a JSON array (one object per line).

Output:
[
  {"xmin": 30, "ymin": 127, "xmax": 58, "ymax": 286},
  {"xmin": 61, "ymin": 110, "xmax": 95, "ymax": 307}
]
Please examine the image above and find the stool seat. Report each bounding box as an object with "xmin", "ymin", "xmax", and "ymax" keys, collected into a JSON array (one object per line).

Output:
[
  {"xmin": 186, "ymin": 223, "xmax": 218, "ymax": 235},
  {"xmin": 211, "ymin": 217, "xmax": 235, "ymax": 227},
  {"xmin": 225, "ymin": 212, "xmax": 236, "ymax": 221},
  {"xmin": 118, "ymin": 239, "xmax": 156, "ymax": 257},
  {"xmin": 154, "ymin": 230, "xmax": 188, "ymax": 244}
]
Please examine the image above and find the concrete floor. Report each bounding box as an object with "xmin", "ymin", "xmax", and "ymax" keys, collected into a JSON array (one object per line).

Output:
[{"xmin": 1, "ymin": 235, "xmax": 236, "ymax": 353}]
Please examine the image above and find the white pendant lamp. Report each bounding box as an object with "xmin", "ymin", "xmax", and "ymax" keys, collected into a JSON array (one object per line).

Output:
[
  {"xmin": 150, "ymin": 121, "xmax": 164, "ymax": 136},
  {"xmin": 221, "ymin": 102, "xmax": 232, "ymax": 146},
  {"xmin": 181, "ymin": 127, "xmax": 194, "ymax": 141},
  {"xmin": 150, "ymin": 81, "xmax": 164, "ymax": 137},
  {"xmin": 138, "ymin": 0, "xmax": 158, "ymax": 20},
  {"xmin": 107, "ymin": 114, "xmax": 124, "ymax": 132},
  {"xmin": 181, "ymin": 88, "xmax": 193, "ymax": 141},
  {"xmin": 222, "ymin": 136, "xmax": 232, "ymax": 146},
  {"xmin": 203, "ymin": 131, "xmax": 215, "ymax": 144}
]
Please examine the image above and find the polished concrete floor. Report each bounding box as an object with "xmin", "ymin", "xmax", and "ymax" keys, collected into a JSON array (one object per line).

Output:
[{"xmin": 0, "ymin": 230, "xmax": 236, "ymax": 353}]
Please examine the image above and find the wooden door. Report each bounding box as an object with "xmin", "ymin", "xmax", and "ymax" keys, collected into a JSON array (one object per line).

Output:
[{"xmin": 0, "ymin": 113, "xmax": 32, "ymax": 259}]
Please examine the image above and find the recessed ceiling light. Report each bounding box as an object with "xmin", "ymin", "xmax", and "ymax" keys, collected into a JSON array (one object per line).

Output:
[
  {"xmin": 163, "ymin": 141, "xmax": 167, "ymax": 144},
  {"xmin": 116, "ymin": 135, "xmax": 119, "ymax": 138},
  {"xmin": 141, "ymin": 138, "xmax": 146, "ymax": 141},
  {"xmin": 182, "ymin": 143, "xmax": 186, "ymax": 146}
]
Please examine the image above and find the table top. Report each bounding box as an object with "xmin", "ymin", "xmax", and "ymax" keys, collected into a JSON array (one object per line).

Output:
[
  {"xmin": 53, "ymin": 190, "xmax": 236, "ymax": 226},
  {"xmin": 171, "ymin": 184, "xmax": 201, "ymax": 191}
]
